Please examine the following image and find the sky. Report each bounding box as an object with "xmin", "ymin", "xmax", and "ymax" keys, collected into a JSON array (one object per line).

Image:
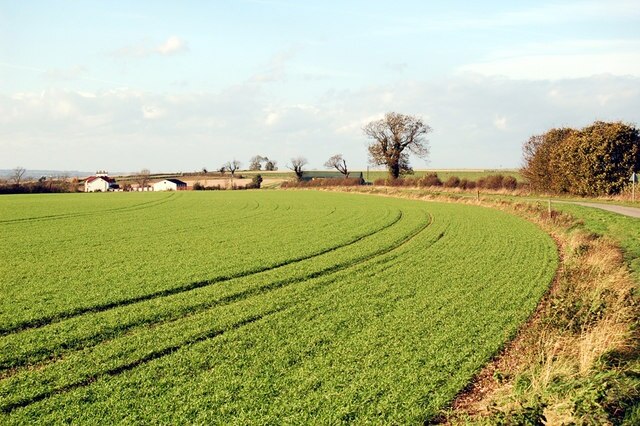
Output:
[{"xmin": 1, "ymin": 0, "xmax": 639, "ymax": 173}]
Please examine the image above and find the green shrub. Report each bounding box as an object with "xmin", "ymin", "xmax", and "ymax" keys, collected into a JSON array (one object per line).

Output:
[{"xmin": 250, "ymin": 174, "xmax": 263, "ymax": 189}]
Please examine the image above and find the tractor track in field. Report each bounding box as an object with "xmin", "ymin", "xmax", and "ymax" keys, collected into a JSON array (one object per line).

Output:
[
  {"xmin": 0, "ymin": 310, "xmax": 283, "ymax": 415},
  {"xmin": 0, "ymin": 209, "xmax": 405, "ymax": 337},
  {"xmin": 0, "ymin": 210, "xmax": 439, "ymax": 414},
  {"xmin": 0, "ymin": 193, "xmax": 178, "ymax": 225},
  {"xmin": 0, "ymin": 209, "xmax": 427, "ymax": 373},
  {"xmin": 195, "ymin": 199, "xmax": 337, "ymax": 231}
]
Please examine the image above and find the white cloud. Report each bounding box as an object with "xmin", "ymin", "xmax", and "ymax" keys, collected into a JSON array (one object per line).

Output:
[
  {"xmin": 155, "ymin": 36, "xmax": 189, "ymax": 56},
  {"xmin": 264, "ymin": 111, "xmax": 279, "ymax": 126},
  {"xmin": 112, "ymin": 36, "xmax": 189, "ymax": 58},
  {"xmin": 458, "ymin": 40, "xmax": 640, "ymax": 80},
  {"xmin": 460, "ymin": 53, "xmax": 640, "ymax": 80},
  {"xmin": 261, "ymin": 104, "xmax": 323, "ymax": 135},
  {"xmin": 142, "ymin": 105, "xmax": 166, "ymax": 119},
  {"xmin": 335, "ymin": 113, "xmax": 385, "ymax": 136},
  {"xmin": 1, "ymin": 74, "xmax": 639, "ymax": 171},
  {"xmin": 493, "ymin": 116, "xmax": 507, "ymax": 130}
]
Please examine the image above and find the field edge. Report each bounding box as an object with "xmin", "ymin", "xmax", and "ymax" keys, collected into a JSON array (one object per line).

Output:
[{"xmin": 321, "ymin": 186, "xmax": 638, "ymax": 425}]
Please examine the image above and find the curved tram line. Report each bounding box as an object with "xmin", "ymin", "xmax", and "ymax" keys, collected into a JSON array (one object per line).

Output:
[
  {"xmin": 0, "ymin": 209, "xmax": 403, "ymax": 336},
  {"xmin": 1, "ymin": 212, "xmax": 438, "ymax": 413}
]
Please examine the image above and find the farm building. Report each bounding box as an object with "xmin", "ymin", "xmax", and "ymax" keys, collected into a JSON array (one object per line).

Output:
[
  {"xmin": 300, "ymin": 171, "xmax": 365, "ymax": 184},
  {"xmin": 152, "ymin": 178, "xmax": 187, "ymax": 191},
  {"xmin": 84, "ymin": 174, "xmax": 119, "ymax": 192}
]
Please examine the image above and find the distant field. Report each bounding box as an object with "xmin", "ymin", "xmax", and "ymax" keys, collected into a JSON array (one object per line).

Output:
[
  {"xmin": 241, "ymin": 169, "xmax": 523, "ymax": 185},
  {"xmin": 113, "ymin": 169, "xmax": 523, "ymax": 187},
  {"xmin": 240, "ymin": 170, "xmax": 294, "ymax": 180},
  {"xmin": 0, "ymin": 191, "xmax": 555, "ymax": 423}
]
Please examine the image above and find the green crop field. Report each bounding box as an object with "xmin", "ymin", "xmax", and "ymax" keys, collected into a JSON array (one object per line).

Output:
[{"xmin": 0, "ymin": 191, "xmax": 556, "ymax": 424}]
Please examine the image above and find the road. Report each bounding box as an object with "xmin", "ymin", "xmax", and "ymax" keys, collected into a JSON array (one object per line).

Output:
[
  {"xmin": 570, "ymin": 202, "xmax": 640, "ymax": 218},
  {"xmin": 480, "ymin": 195, "xmax": 640, "ymax": 219}
]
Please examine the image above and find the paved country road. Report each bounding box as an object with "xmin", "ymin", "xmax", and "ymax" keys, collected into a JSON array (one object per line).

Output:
[
  {"xmin": 569, "ymin": 202, "xmax": 640, "ymax": 218},
  {"xmin": 404, "ymin": 190, "xmax": 640, "ymax": 219},
  {"xmin": 491, "ymin": 195, "xmax": 640, "ymax": 219},
  {"xmin": 516, "ymin": 196, "xmax": 640, "ymax": 218}
]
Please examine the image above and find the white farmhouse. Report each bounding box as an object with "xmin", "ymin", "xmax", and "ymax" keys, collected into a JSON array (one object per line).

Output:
[
  {"xmin": 85, "ymin": 174, "xmax": 118, "ymax": 192},
  {"xmin": 152, "ymin": 178, "xmax": 187, "ymax": 191}
]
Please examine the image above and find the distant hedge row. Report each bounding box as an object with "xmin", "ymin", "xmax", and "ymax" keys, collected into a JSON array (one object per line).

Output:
[
  {"xmin": 282, "ymin": 177, "xmax": 364, "ymax": 188},
  {"xmin": 0, "ymin": 182, "xmax": 76, "ymax": 194},
  {"xmin": 522, "ymin": 121, "xmax": 639, "ymax": 196},
  {"xmin": 192, "ymin": 174, "xmax": 263, "ymax": 190},
  {"xmin": 373, "ymin": 173, "xmax": 518, "ymax": 190}
]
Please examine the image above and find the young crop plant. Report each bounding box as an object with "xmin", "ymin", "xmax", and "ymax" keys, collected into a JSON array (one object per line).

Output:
[{"xmin": 0, "ymin": 191, "xmax": 557, "ymax": 424}]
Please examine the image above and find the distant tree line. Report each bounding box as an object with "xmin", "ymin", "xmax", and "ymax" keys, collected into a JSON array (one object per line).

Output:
[
  {"xmin": 281, "ymin": 177, "xmax": 364, "ymax": 188},
  {"xmin": 522, "ymin": 121, "xmax": 639, "ymax": 196},
  {"xmin": 0, "ymin": 169, "xmax": 79, "ymax": 194},
  {"xmin": 280, "ymin": 112, "xmax": 432, "ymax": 185},
  {"xmin": 197, "ymin": 112, "xmax": 432, "ymax": 187},
  {"xmin": 248, "ymin": 156, "xmax": 277, "ymax": 171},
  {"xmin": 23, "ymin": 113, "xmax": 639, "ymax": 198},
  {"xmin": 0, "ymin": 183, "xmax": 75, "ymax": 195}
]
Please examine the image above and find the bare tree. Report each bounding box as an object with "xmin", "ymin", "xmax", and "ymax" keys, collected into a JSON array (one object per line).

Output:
[
  {"xmin": 363, "ymin": 112, "xmax": 431, "ymax": 179},
  {"xmin": 11, "ymin": 166, "xmax": 26, "ymax": 185},
  {"xmin": 288, "ymin": 157, "xmax": 308, "ymax": 180},
  {"xmin": 221, "ymin": 160, "xmax": 240, "ymax": 189},
  {"xmin": 136, "ymin": 168, "xmax": 151, "ymax": 190},
  {"xmin": 324, "ymin": 154, "xmax": 349, "ymax": 177},
  {"xmin": 223, "ymin": 160, "xmax": 241, "ymax": 177}
]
